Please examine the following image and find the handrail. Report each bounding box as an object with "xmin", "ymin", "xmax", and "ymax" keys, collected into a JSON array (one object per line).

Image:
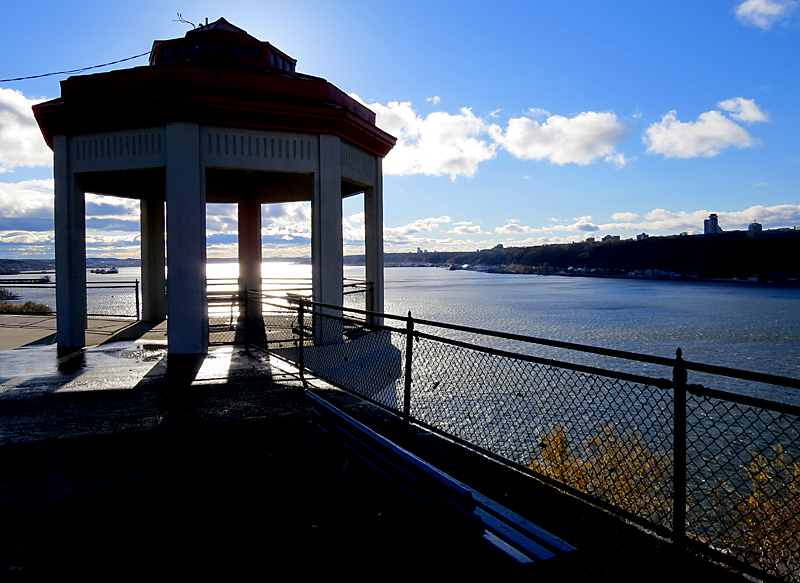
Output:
[
  {"xmin": 0, "ymin": 280, "xmax": 141, "ymax": 286},
  {"xmin": 275, "ymin": 295, "xmax": 800, "ymax": 392}
]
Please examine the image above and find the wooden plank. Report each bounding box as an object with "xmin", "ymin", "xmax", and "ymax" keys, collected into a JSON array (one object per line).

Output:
[
  {"xmin": 308, "ymin": 390, "xmax": 577, "ymax": 569},
  {"xmin": 475, "ymin": 508, "xmax": 558, "ymax": 562},
  {"xmin": 472, "ymin": 491, "xmax": 577, "ymax": 556}
]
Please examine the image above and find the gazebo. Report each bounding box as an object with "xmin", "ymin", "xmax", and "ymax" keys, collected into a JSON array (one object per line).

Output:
[{"xmin": 33, "ymin": 18, "xmax": 395, "ymax": 355}]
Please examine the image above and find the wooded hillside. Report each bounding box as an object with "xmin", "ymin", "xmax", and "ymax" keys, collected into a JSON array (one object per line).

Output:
[{"xmin": 364, "ymin": 231, "xmax": 800, "ymax": 279}]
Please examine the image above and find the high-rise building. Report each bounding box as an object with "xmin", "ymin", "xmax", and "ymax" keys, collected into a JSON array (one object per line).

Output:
[{"xmin": 704, "ymin": 214, "xmax": 723, "ymax": 234}]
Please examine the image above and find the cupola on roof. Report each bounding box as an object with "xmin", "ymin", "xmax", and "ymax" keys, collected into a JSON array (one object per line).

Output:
[{"xmin": 150, "ymin": 17, "xmax": 297, "ymax": 74}]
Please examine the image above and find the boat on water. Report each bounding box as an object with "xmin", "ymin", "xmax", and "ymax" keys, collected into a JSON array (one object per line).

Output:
[{"xmin": 90, "ymin": 267, "xmax": 119, "ymax": 274}]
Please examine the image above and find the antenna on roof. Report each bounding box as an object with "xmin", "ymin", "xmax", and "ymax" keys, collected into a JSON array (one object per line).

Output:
[{"xmin": 173, "ymin": 12, "xmax": 196, "ymax": 29}]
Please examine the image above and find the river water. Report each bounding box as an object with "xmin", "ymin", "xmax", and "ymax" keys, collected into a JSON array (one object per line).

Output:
[
  {"xmin": 376, "ymin": 267, "xmax": 800, "ymax": 378},
  {"xmin": 5, "ymin": 261, "xmax": 800, "ymax": 384}
]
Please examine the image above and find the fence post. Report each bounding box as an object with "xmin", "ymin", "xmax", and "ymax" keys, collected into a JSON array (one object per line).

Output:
[
  {"xmin": 135, "ymin": 279, "xmax": 140, "ymax": 320},
  {"xmin": 243, "ymin": 289, "xmax": 250, "ymax": 355},
  {"xmin": 404, "ymin": 311, "xmax": 414, "ymax": 426},
  {"xmin": 298, "ymin": 299, "xmax": 305, "ymax": 376},
  {"xmin": 673, "ymin": 347, "xmax": 688, "ymax": 551},
  {"xmin": 366, "ymin": 281, "xmax": 374, "ymax": 325}
]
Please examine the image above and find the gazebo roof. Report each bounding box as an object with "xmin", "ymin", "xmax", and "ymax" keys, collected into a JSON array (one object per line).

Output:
[
  {"xmin": 33, "ymin": 20, "xmax": 395, "ymax": 157},
  {"xmin": 187, "ymin": 17, "xmax": 255, "ymax": 37}
]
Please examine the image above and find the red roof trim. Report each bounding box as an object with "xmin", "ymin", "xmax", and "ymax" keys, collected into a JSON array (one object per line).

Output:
[{"xmin": 33, "ymin": 63, "xmax": 395, "ymax": 157}]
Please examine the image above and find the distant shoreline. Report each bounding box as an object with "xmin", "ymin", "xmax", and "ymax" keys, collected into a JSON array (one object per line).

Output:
[{"xmin": 384, "ymin": 263, "xmax": 800, "ymax": 286}]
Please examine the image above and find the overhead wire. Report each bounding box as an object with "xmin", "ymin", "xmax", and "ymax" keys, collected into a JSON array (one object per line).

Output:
[{"xmin": 0, "ymin": 52, "xmax": 150, "ymax": 83}]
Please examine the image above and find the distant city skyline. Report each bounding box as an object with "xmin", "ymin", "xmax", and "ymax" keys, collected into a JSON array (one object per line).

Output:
[{"xmin": 1, "ymin": 0, "xmax": 799, "ymax": 258}]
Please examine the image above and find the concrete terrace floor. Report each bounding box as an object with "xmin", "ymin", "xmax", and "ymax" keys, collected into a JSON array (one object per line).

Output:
[{"xmin": 0, "ymin": 315, "xmax": 751, "ymax": 581}]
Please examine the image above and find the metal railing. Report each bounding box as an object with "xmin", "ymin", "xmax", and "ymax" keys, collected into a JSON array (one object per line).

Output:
[
  {"xmin": 245, "ymin": 295, "xmax": 800, "ymax": 583},
  {"xmin": 0, "ymin": 281, "xmax": 140, "ymax": 318},
  {"xmin": 206, "ymin": 278, "xmax": 372, "ymax": 345}
]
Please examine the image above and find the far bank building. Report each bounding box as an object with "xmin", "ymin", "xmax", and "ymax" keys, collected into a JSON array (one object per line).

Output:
[{"xmin": 33, "ymin": 18, "xmax": 395, "ymax": 355}]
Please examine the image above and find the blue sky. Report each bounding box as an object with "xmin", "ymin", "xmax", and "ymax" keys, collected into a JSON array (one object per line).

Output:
[{"xmin": 1, "ymin": 0, "xmax": 799, "ymax": 258}]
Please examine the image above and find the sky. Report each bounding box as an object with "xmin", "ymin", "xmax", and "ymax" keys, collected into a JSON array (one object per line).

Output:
[{"xmin": 0, "ymin": 0, "xmax": 799, "ymax": 259}]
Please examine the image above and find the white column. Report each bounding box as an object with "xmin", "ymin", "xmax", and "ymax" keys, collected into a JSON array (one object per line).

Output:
[
  {"xmin": 54, "ymin": 135, "xmax": 86, "ymax": 350},
  {"xmin": 238, "ymin": 199, "xmax": 262, "ymax": 295},
  {"xmin": 312, "ymin": 134, "xmax": 343, "ymax": 344},
  {"xmin": 364, "ymin": 157, "xmax": 385, "ymax": 322},
  {"xmin": 165, "ymin": 123, "xmax": 208, "ymax": 354},
  {"xmin": 140, "ymin": 198, "xmax": 166, "ymax": 320}
]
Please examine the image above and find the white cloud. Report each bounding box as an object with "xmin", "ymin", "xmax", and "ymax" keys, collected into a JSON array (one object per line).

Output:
[
  {"xmin": 85, "ymin": 232, "xmax": 139, "ymax": 245},
  {"xmin": 0, "ymin": 88, "xmax": 53, "ymax": 172},
  {"xmin": 0, "ymin": 179, "xmax": 54, "ymax": 219},
  {"xmin": 205, "ymin": 203, "xmax": 238, "ymax": 235},
  {"xmin": 708, "ymin": 204, "xmax": 800, "ymax": 229},
  {"xmin": 495, "ymin": 221, "xmax": 537, "ymax": 235},
  {"xmin": 384, "ymin": 216, "xmax": 452, "ymax": 242},
  {"xmin": 735, "ymin": 0, "xmax": 798, "ymax": 30},
  {"xmin": 595, "ymin": 204, "xmax": 800, "ymax": 233},
  {"xmin": 567, "ymin": 217, "xmax": 600, "ymax": 232},
  {"xmin": 351, "ymin": 95, "xmax": 631, "ymax": 174},
  {"xmin": 85, "ymin": 193, "xmax": 140, "ymax": 225},
  {"xmin": 501, "ymin": 234, "xmax": 585, "ymax": 246},
  {"xmin": 343, "ymin": 211, "xmax": 365, "ymax": 242},
  {"xmin": 448, "ymin": 221, "xmax": 485, "ymax": 235},
  {"xmin": 718, "ymin": 97, "xmax": 770, "ymax": 123},
  {"xmin": 490, "ymin": 111, "xmax": 629, "ymax": 166},
  {"xmin": 260, "ymin": 202, "xmax": 312, "ymax": 239},
  {"xmin": 426, "ymin": 96, "xmax": 441, "ymax": 104},
  {"xmin": 643, "ymin": 110, "xmax": 754, "ymax": 159},
  {"xmin": 0, "ymin": 230, "xmax": 53, "ymax": 244},
  {"xmin": 494, "ymin": 205, "xmax": 800, "ymax": 241},
  {"xmin": 495, "ymin": 216, "xmax": 600, "ymax": 235},
  {"xmin": 527, "ymin": 108, "xmax": 550, "ymax": 119},
  {"xmin": 604, "ymin": 152, "xmax": 631, "ymax": 168},
  {"xmin": 351, "ymin": 94, "xmax": 496, "ymax": 180},
  {"xmin": 601, "ymin": 208, "xmax": 706, "ymax": 233}
]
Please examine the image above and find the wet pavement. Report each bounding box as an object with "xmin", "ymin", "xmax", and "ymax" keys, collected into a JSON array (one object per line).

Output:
[
  {"xmin": 0, "ymin": 315, "xmax": 167, "ymax": 351},
  {"xmin": 0, "ymin": 316, "xmax": 752, "ymax": 580}
]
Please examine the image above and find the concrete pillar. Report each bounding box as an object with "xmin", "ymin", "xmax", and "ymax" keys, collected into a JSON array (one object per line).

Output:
[
  {"xmin": 140, "ymin": 197, "xmax": 166, "ymax": 320},
  {"xmin": 238, "ymin": 199, "xmax": 262, "ymax": 295},
  {"xmin": 364, "ymin": 157, "xmax": 385, "ymax": 322},
  {"xmin": 165, "ymin": 123, "xmax": 208, "ymax": 354},
  {"xmin": 312, "ymin": 134, "xmax": 343, "ymax": 344},
  {"xmin": 238, "ymin": 199, "xmax": 263, "ymax": 337},
  {"xmin": 54, "ymin": 135, "xmax": 87, "ymax": 350}
]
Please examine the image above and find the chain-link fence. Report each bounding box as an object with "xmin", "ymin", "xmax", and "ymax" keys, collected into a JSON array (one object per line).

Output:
[
  {"xmin": 343, "ymin": 278, "xmax": 370, "ymax": 312},
  {"xmin": 87, "ymin": 284, "xmax": 140, "ymax": 317},
  {"xmin": 246, "ymin": 297, "xmax": 800, "ymax": 583},
  {"xmin": 207, "ymin": 278, "xmax": 372, "ymax": 346},
  {"xmin": 685, "ymin": 387, "xmax": 800, "ymax": 581},
  {"xmin": 0, "ymin": 282, "xmax": 140, "ymax": 318}
]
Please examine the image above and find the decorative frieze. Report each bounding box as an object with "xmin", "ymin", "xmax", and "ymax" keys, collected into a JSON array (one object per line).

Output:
[
  {"xmin": 71, "ymin": 129, "xmax": 166, "ymax": 172},
  {"xmin": 203, "ymin": 128, "xmax": 315, "ymax": 171},
  {"xmin": 341, "ymin": 142, "xmax": 376, "ymax": 185}
]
